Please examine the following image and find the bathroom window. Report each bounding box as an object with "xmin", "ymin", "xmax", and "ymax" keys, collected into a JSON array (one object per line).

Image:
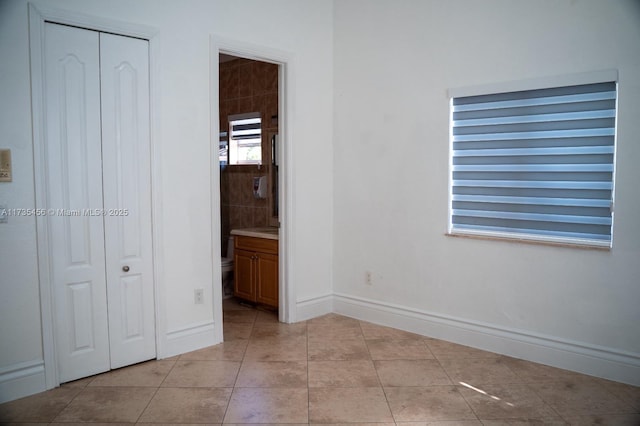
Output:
[
  {"xmin": 448, "ymin": 72, "xmax": 617, "ymax": 248},
  {"xmin": 228, "ymin": 112, "xmax": 262, "ymax": 165}
]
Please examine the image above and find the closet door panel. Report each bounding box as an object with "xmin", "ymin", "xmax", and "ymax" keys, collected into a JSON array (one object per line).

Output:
[
  {"xmin": 100, "ymin": 32, "xmax": 156, "ymax": 368},
  {"xmin": 44, "ymin": 23, "xmax": 110, "ymax": 382}
]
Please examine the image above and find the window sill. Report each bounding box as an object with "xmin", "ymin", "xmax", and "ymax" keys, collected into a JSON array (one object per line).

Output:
[{"xmin": 445, "ymin": 231, "xmax": 611, "ymax": 251}]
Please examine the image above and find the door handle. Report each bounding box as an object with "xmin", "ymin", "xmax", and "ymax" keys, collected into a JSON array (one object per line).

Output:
[{"xmin": 122, "ymin": 265, "xmax": 130, "ymax": 272}]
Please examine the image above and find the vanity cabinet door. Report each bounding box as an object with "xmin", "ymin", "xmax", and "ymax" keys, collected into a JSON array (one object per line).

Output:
[
  {"xmin": 256, "ymin": 252, "xmax": 278, "ymax": 308},
  {"xmin": 234, "ymin": 249, "xmax": 256, "ymax": 302}
]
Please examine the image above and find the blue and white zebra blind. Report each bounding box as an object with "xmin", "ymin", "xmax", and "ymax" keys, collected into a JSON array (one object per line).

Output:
[{"xmin": 450, "ymin": 81, "xmax": 617, "ymax": 247}]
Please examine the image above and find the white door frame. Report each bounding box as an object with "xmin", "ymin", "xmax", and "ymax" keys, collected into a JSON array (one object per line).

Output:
[
  {"xmin": 28, "ymin": 4, "xmax": 164, "ymax": 389},
  {"xmin": 210, "ymin": 36, "xmax": 296, "ymax": 335}
]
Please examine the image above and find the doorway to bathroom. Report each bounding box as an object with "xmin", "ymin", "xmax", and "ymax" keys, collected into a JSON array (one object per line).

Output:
[{"xmin": 216, "ymin": 51, "xmax": 284, "ymax": 329}]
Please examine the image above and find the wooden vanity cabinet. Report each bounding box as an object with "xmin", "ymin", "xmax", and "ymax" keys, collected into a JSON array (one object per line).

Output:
[{"xmin": 233, "ymin": 236, "xmax": 278, "ymax": 308}]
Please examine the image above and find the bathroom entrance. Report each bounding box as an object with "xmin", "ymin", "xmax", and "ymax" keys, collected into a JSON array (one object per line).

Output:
[{"xmin": 217, "ymin": 52, "xmax": 282, "ymax": 323}]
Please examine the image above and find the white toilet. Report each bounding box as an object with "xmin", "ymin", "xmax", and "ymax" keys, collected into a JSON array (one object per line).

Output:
[{"xmin": 221, "ymin": 236, "xmax": 234, "ymax": 297}]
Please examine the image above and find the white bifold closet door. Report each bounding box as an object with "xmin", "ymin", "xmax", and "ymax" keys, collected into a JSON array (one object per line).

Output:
[{"xmin": 44, "ymin": 22, "xmax": 155, "ymax": 383}]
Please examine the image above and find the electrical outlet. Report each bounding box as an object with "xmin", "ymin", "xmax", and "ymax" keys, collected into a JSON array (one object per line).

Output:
[
  {"xmin": 365, "ymin": 271, "xmax": 372, "ymax": 285},
  {"xmin": 194, "ymin": 289, "xmax": 204, "ymax": 304}
]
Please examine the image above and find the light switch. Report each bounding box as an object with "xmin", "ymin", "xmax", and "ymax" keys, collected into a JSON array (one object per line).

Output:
[{"xmin": 0, "ymin": 149, "xmax": 11, "ymax": 182}]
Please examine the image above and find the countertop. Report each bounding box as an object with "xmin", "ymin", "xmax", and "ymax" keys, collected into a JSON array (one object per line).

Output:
[{"xmin": 230, "ymin": 227, "xmax": 279, "ymax": 240}]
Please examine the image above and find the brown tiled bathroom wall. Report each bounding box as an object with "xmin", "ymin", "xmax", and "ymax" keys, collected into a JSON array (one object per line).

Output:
[{"xmin": 219, "ymin": 58, "xmax": 278, "ymax": 256}]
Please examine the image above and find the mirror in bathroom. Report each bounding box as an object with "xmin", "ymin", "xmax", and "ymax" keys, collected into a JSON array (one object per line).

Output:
[{"xmin": 268, "ymin": 132, "xmax": 279, "ymax": 226}]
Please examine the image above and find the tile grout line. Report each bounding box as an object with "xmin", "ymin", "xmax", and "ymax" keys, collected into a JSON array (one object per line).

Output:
[
  {"xmin": 221, "ymin": 305, "xmax": 258, "ymax": 423},
  {"xmin": 133, "ymin": 382, "xmax": 162, "ymax": 423},
  {"xmin": 430, "ymin": 343, "xmax": 483, "ymax": 423},
  {"xmin": 360, "ymin": 319, "xmax": 397, "ymax": 424},
  {"xmin": 129, "ymin": 356, "xmax": 178, "ymax": 423},
  {"xmin": 49, "ymin": 375, "xmax": 93, "ymax": 423},
  {"xmin": 499, "ymin": 356, "xmax": 567, "ymax": 422}
]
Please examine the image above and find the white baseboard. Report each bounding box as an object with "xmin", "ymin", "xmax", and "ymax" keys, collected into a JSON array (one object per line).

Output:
[
  {"xmin": 0, "ymin": 360, "xmax": 46, "ymax": 404},
  {"xmin": 296, "ymin": 294, "xmax": 333, "ymax": 321},
  {"xmin": 333, "ymin": 293, "xmax": 640, "ymax": 386},
  {"xmin": 162, "ymin": 321, "xmax": 218, "ymax": 359}
]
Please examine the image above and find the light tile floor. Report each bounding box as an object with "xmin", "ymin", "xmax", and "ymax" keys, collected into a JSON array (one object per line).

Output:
[{"xmin": 1, "ymin": 298, "xmax": 639, "ymax": 425}]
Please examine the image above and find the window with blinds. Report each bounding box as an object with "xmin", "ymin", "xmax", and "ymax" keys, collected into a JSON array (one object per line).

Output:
[
  {"xmin": 449, "ymin": 80, "xmax": 617, "ymax": 248},
  {"xmin": 229, "ymin": 113, "xmax": 262, "ymax": 165}
]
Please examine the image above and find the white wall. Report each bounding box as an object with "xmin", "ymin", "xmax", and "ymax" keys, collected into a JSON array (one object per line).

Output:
[
  {"xmin": 333, "ymin": 0, "xmax": 640, "ymax": 385},
  {"xmin": 0, "ymin": 0, "xmax": 333, "ymax": 401},
  {"xmin": 0, "ymin": 0, "xmax": 45, "ymax": 379}
]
